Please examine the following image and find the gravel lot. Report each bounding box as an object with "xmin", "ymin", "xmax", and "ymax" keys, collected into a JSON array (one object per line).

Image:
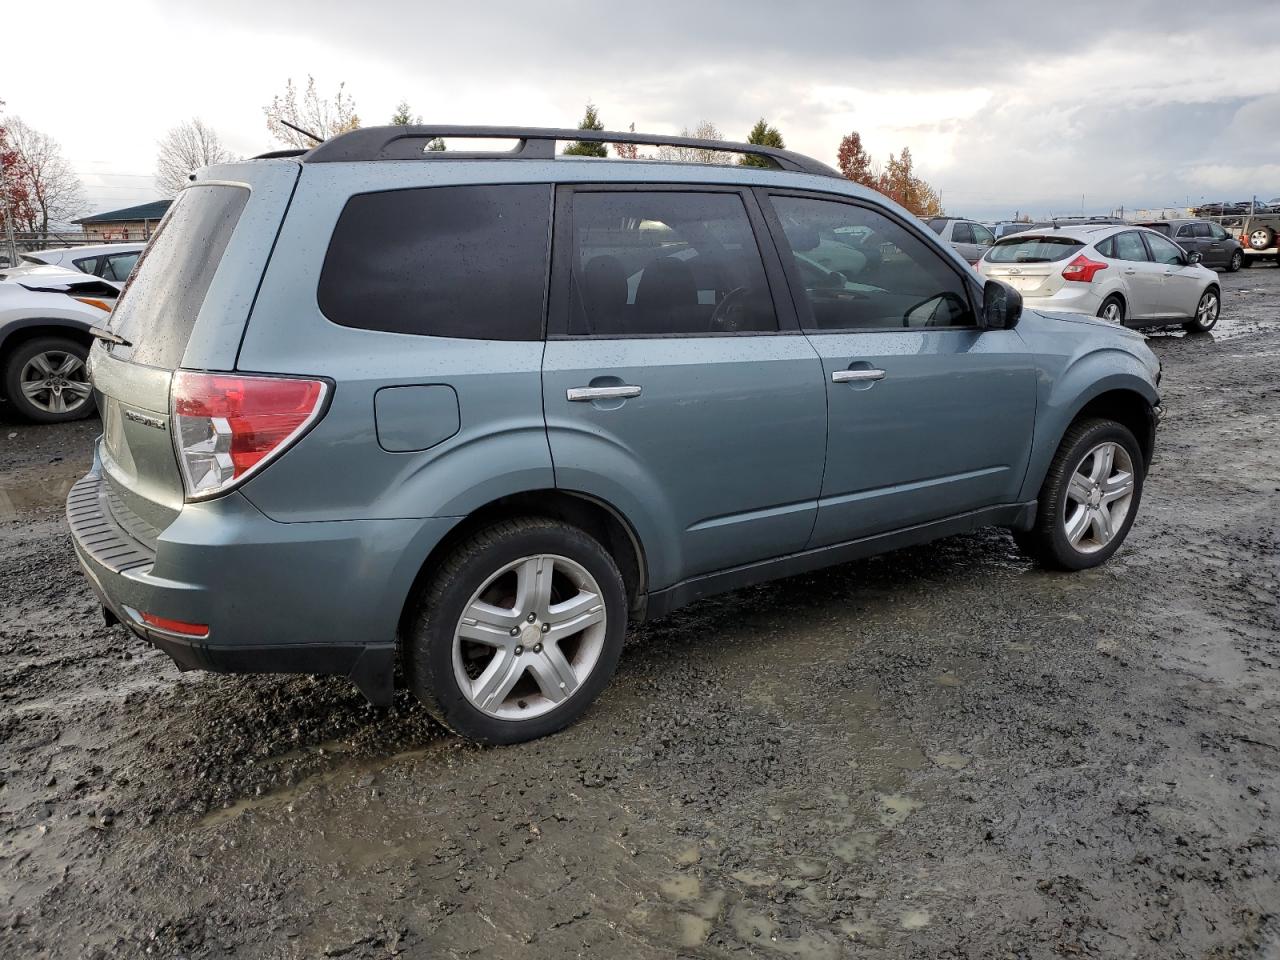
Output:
[{"xmin": 2, "ymin": 265, "xmax": 1278, "ymax": 959}]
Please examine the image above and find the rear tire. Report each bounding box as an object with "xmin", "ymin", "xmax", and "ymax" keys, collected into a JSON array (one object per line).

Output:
[
  {"xmin": 1096, "ymin": 295, "xmax": 1125, "ymax": 324},
  {"xmin": 405, "ymin": 517, "xmax": 627, "ymax": 744},
  {"xmin": 2, "ymin": 336, "xmax": 96, "ymax": 424},
  {"xmin": 1015, "ymin": 418, "xmax": 1145, "ymax": 571},
  {"xmin": 1248, "ymin": 226, "xmax": 1274, "ymax": 251},
  {"xmin": 1182, "ymin": 287, "xmax": 1220, "ymax": 333}
]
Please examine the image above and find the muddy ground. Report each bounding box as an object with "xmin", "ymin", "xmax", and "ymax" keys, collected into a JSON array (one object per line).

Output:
[{"xmin": 2, "ymin": 266, "xmax": 1279, "ymax": 959}]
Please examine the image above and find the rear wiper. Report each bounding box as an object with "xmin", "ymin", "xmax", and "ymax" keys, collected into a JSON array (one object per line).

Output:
[{"xmin": 89, "ymin": 326, "xmax": 131, "ymax": 347}]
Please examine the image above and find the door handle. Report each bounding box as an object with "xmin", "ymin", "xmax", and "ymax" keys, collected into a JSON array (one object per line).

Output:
[
  {"xmin": 567, "ymin": 384, "xmax": 642, "ymax": 402},
  {"xmin": 832, "ymin": 369, "xmax": 885, "ymax": 383}
]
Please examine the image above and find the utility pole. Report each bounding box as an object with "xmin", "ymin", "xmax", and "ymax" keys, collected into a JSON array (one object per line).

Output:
[{"xmin": 2, "ymin": 195, "xmax": 17, "ymax": 270}]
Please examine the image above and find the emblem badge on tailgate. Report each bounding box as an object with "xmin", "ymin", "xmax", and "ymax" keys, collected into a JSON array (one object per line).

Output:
[{"xmin": 124, "ymin": 409, "xmax": 167, "ymax": 430}]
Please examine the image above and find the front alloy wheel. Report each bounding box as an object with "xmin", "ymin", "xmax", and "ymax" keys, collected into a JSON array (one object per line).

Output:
[
  {"xmin": 1014, "ymin": 417, "xmax": 1145, "ymax": 571},
  {"xmin": 1062, "ymin": 442, "xmax": 1136, "ymax": 554}
]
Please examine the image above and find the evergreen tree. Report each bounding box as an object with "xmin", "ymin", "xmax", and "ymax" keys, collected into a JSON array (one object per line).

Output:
[
  {"xmin": 740, "ymin": 118, "xmax": 785, "ymax": 167},
  {"xmin": 390, "ymin": 100, "xmax": 418, "ymax": 125},
  {"xmin": 563, "ymin": 103, "xmax": 607, "ymax": 158}
]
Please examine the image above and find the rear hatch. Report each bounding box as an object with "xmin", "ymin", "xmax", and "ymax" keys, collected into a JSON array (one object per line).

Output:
[
  {"xmin": 87, "ymin": 161, "xmax": 299, "ymax": 539},
  {"xmin": 980, "ymin": 234, "xmax": 1085, "ymax": 297}
]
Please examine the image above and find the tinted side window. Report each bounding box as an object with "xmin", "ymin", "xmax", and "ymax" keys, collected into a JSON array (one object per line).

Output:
[
  {"xmin": 73, "ymin": 255, "xmax": 101, "ymax": 275},
  {"xmin": 926, "ymin": 219, "xmax": 947, "ymax": 235},
  {"xmin": 565, "ymin": 191, "xmax": 777, "ymax": 336},
  {"xmin": 1209, "ymin": 223, "xmax": 1229, "ymax": 240},
  {"xmin": 1113, "ymin": 232, "xmax": 1149, "ymax": 262},
  {"xmin": 772, "ymin": 196, "xmax": 975, "ymax": 331},
  {"xmin": 1193, "ymin": 223, "xmax": 1212, "ymax": 239},
  {"xmin": 319, "ymin": 184, "xmax": 551, "ymax": 340},
  {"xmin": 1145, "ymin": 232, "xmax": 1185, "ymax": 265},
  {"xmin": 952, "ymin": 222, "xmax": 974, "ymax": 243},
  {"xmin": 1175, "ymin": 223, "xmax": 1195, "ymax": 238},
  {"xmin": 1095, "ymin": 236, "xmax": 1116, "ymax": 257},
  {"xmin": 971, "ymin": 223, "xmax": 995, "ymax": 245},
  {"xmin": 103, "ymin": 252, "xmax": 139, "ymax": 282}
]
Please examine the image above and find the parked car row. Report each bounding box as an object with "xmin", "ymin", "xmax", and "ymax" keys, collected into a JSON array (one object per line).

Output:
[{"xmin": 1193, "ymin": 199, "xmax": 1280, "ymax": 217}]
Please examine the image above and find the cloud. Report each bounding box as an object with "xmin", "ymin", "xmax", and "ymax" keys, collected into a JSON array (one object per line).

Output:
[{"xmin": 7, "ymin": 0, "xmax": 1280, "ymax": 219}]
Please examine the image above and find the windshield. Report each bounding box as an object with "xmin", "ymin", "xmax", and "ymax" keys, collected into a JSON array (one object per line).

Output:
[{"xmin": 986, "ymin": 236, "xmax": 1084, "ymax": 264}]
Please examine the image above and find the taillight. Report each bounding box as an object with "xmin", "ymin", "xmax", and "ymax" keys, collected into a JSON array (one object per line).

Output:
[
  {"xmin": 1061, "ymin": 254, "xmax": 1107, "ymax": 283},
  {"xmin": 171, "ymin": 371, "xmax": 328, "ymax": 500}
]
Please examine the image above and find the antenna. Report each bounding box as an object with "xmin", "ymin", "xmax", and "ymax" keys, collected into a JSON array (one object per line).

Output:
[{"xmin": 276, "ymin": 118, "xmax": 325, "ymax": 145}]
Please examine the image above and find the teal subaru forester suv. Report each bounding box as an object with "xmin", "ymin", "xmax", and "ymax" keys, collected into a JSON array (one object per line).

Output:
[{"xmin": 70, "ymin": 126, "xmax": 1161, "ymax": 743}]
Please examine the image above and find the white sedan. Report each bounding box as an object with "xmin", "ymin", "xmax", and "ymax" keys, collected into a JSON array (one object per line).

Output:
[
  {"xmin": 0, "ymin": 267, "xmax": 121, "ymax": 422},
  {"xmin": 0, "ymin": 242, "xmax": 144, "ymax": 282},
  {"xmin": 978, "ymin": 224, "xmax": 1221, "ymax": 333}
]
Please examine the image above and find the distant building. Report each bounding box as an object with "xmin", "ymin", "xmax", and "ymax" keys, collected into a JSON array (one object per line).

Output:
[{"xmin": 74, "ymin": 200, "xmax": 172, "ymax": 242}]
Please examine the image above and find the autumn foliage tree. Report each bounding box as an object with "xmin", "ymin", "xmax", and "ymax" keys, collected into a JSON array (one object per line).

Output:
[
  {"xmin": 3, "ymin": 116, "xmax": 82, "ymax": 238},
  {"xmin": 836, "ymin": 131, "xmax": 877, "ymax": 188},
  {"xmin": 837, "ymin": 131, "xmax": 943, "ymax": 217},
  {"xmin": 0, "ymin": 105, "xmax": 32, "ymax": 243}
]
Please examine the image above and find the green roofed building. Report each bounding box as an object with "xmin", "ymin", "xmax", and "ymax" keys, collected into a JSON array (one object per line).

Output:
[{"xmin": 75, "ymin": 200, "xmax": 172, "ymax": 242}]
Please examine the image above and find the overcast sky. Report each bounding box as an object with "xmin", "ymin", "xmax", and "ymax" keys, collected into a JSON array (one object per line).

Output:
[{"xmin": 7, "ymin": 0, "xmax": 1280, "ymax": 221}]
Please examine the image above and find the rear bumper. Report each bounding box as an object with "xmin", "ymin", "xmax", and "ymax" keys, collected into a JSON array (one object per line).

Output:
[
  {"xmin": 67, "ymin": 460, "xmax": 458, "ymax": 704},
  {"xmin": 1019, "ymin": 286, "xmax": 1104, "ymax": 316}
]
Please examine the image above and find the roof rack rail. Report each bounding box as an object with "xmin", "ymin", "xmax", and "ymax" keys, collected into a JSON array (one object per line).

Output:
[
  {"xmin": 252, "ymin": 148, "xmax": 308, "ymax": 160},
  {"xmin": 301, "ymin": 125, "xmax": 840, "ymax": 178}
]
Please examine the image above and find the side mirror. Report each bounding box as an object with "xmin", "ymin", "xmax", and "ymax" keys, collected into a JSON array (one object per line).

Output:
[
  {"xmin": 1186, "ymin": 250, "xmax": 1202, "ymax": 265},
  {"xmin": 982, "ymin": 279, "xmax": 1022, "ymax": 330}
]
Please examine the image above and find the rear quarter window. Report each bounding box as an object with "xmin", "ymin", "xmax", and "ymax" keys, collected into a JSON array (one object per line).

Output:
[
  {"xmin": 318, "ymin": 184, "xmax": 552, "ymax": 340},
  {"xmin": 107, "ymin": 185, "xmax": 249, "ymax": 368},
  {"xmin": 986, "ymin": 236, "xmax": 1084, "ymax": 263}
]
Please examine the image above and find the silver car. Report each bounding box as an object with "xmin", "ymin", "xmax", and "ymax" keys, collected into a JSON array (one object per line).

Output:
[
  {"xmin": 977, "ymin": 225, "xmax": 1221, "ymax": 332},
  {"xmin": 926, "ymin": 217, "xmax": 995, "ymax": 264}
]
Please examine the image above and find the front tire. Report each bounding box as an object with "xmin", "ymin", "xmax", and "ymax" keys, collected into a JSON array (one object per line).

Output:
[
  {"xmin": 1015, "ymin": 418, "xmax": 1145, "ymax": 571},
  {"xmin": 1227, "ymin": 249, "xmax": 1243, "ymax": 272},
  {"xmin": 1183, "ymin": 288, "xmax": 1220, "ymax": 333},
  {"xmin": 405, "ymin": 517, "xmax": 627, "ymax": 744},
  {"xmin": 2, "ymin": 336, "xmax": 96, "ymax": 424}
]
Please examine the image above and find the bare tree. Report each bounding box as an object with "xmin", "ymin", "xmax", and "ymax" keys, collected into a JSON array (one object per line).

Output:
[
  {"xmin": 155, "ymin": 118, "xmax": 233, "ymax": 195},
  {"xmin": 654, "ymin": 121, "xmax": 735, "ymax": 165},
  {"xmin": 3, "ymin": 117, "xmax": 82, "ymax": 238},
  {"xmin": 264, "ymin": 76, "xmax": 359, "ymax": 147}
]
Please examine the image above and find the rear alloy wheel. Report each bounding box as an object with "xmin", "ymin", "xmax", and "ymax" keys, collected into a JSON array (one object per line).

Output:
[
  {"xmin": 3, "ymin": 337, "xmax": 96, "ymax": 424},
  {"xmin": 1096, "ymin": 295, "xmax": 1125, "ymax": 324},
  {"xmin": 1015, "ymin": 418, "xmax": 1144, "ymax": 571},
  {"xmin": 1227, "ymin": 249, "xmax": 1243, "ymax": 272},
  {"xmin": 1183, "ymin": 288, "xmax": 1220, "ymax": 333},
  {"xmin": 406, "ymin": 517, "xmax": 626, "ymax": 744}
]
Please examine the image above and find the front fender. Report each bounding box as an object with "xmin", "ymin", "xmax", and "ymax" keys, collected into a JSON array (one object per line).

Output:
[{"xmin": 1019, "ymin": 347, "xmax": 1159, "ymax": 502}]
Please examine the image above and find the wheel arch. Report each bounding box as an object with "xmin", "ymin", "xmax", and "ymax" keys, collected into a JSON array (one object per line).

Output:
[
  {"xmin": 1022, "ymin": 364, "xmax": 1159, "ymax": 501},
  {"xmin": 396, "ymin": 488, "xmax": 649, "ymax": 643}
]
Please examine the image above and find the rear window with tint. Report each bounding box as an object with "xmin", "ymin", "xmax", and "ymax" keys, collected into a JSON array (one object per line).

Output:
[
  {"xmin": 986, "ymin": 236, "xmax": 1084, "ymax": 263},
  {"xmin": 107, "ymin": 185, "xmax": 248, "ymax": 368},
  {"xmin": 318, "ymin": 184, "xmax": 551, "ymax": 340}
]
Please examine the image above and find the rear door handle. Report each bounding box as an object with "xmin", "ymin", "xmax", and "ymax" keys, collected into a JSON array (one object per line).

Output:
[
  {"xmin": 832, "ymin": 369, "xmax": 885, "ymax": 383},
  {"xmin": 567, "ymin": 385, "xmax": 642, "ymax": 402}
]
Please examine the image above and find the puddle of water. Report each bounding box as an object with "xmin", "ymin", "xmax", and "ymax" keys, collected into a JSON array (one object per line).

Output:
[
  {"xmin": 197, "ymin": 743, "xmax": 440, "ymax": 828},
  {"xmin": 931, "ymin": 752, "xmax": 971, "ymax": 771},
  {"xmin": 0, "ymin": 474, "xmax": 77, "ymax": 519},
  {"xmin": 833, "ymin": 830, "xmax": 881, "ymax": 862},
  {"xmin": 900, "ymin": 909, "xmax": 931, "ymax": 930},
  {"xmin": 658, "ymin": 874, "xmax": 701, "ymax": 902},
  {"xmin": 876, "ymin": 793, "xmax": 924, "ymax": 827}
]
